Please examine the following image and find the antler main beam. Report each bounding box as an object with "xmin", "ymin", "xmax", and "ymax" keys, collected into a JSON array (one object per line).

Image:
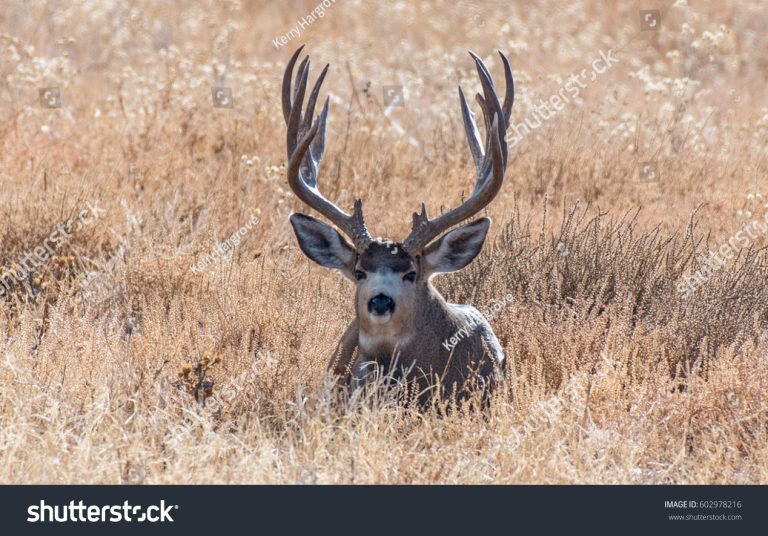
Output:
[
  {"xmin": 403, "ymin": 50, "xmax": 513, "ymax": 255},
  {"xmin": 283, "ymin": 45, "xmax": 372, "ymax": 250}
]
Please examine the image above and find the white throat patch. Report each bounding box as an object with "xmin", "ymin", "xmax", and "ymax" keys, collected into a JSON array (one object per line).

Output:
[{"xmin": 359, "ymin": 330, "xmax": 412, "ymax": 353}]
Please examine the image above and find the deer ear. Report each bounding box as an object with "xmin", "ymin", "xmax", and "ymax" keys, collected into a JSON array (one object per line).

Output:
[
  {"xmin": 290, "ymin": 213, "xmax": 356, "ymax": 276},
  {"xmin": 422, "ymin": 218, "xmax": 490, "ymax": 275}
]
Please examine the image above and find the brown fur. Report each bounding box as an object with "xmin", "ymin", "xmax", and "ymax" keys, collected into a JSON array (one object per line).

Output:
[{"xmin": 330, "ymin": 241, "xmax": 505, "ymax": 404}]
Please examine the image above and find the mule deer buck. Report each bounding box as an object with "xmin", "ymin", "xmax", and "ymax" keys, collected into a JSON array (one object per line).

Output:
[{"xmin": 282, "ymin": 46, "xmax": 513, "ymax": 403}]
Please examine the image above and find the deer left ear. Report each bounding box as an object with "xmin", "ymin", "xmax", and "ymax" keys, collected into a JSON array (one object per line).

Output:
[
  {"xmin": 290, "ymin": 213, "xmax": 357, "ymax": 278},
  {"xmin": 422, "ymin": 218, "xmax": 490, "ymax": 275}
]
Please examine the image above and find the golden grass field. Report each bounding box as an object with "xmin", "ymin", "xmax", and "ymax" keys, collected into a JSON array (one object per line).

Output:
[{"xmin": 0, "ymin": 0, "xmax": 767, "ymax": 483}]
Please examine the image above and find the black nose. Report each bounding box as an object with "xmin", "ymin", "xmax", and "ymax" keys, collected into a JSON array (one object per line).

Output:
[{"xmin": 368, "ymin": 294, "xmax": 395, "ymax": 315}]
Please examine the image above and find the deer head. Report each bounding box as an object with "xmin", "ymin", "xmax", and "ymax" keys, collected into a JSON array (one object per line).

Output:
[{"xmin": 283, "ymin": 45, "xmax": 512, "ymax": 342}]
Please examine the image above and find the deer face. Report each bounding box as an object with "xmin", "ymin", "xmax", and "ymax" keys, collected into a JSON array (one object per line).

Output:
[
  {"xmin": 353, "ymin": 241, "xmax": 416, "ymax": 330},
  {"xmin": 283, "ymin": 45, "xmax": 512, "ymax": 339},
  {"xmin": 290, "ymin": 214, "xmax": 491, "ymax": 335}
]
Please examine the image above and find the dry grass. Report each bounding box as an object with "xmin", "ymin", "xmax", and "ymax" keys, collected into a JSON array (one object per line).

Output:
[{"xmin": 0, "ymin": 0, "xmax": 767, "ymax": 483}]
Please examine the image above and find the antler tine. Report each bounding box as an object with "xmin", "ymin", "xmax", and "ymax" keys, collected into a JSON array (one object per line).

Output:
[
  {"xmin": 403, "ymin": 51, "xmax": 513, "ymax": 255},
  {"xmin": 282, "ymin": 46, "xmax": 372, "ymax": 250},
  {"xmin": 469, "ymin": 50, "xmax": 507, "ymax": 168},
  {"xmin": 498, "ymin": 50, "xmax": 515, "ymax": 124},
  {"xmin": 304, "ymin": 63, "xmax": 329, "ymax": 132},
  {"xmin": 281, "ymin": 45, "xmax": 304, "ymax": 123},
  {"xmin": 286, "ymin": 57, "xmax": 309, "ymax": 158},
  {"xmin": 458, "ymin": 87, "xmax": 483, "ymax": 178}
]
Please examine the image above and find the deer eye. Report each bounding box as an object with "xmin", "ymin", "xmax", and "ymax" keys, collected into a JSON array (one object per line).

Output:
[
  {"xmin": 354, "ymin": 270, "xmax": 367, "ymax": 281},
  {"xmin": 403, "ymin": 271, "xmax": 417, "ymax": 283}
]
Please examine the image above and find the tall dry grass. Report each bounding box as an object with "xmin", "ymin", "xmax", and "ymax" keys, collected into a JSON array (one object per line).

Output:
[{"xmin": 0, "ymin": 0, "xmax": 766, "ymax": 483}]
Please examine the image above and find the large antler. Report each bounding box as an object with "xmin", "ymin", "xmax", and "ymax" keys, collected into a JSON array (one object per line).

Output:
[
  {"xmin": 402, "ymin": 50, "xmax": 513, "ymax": 255},
  {"xmin": 283, "ymin": 45, "xmax": 372, "ymax": 250}
]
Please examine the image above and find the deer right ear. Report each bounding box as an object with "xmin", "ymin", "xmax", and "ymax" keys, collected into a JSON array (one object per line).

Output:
[
  {"xmin": 422, "ymin": 218, "xmax": 490, "ymax": 276},
  {"xmin": 290, "ymin": 213, "xmax": 356, "ymax": 277}
]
